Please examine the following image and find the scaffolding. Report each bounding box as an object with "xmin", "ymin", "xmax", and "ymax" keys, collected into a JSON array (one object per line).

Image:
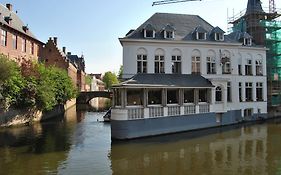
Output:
[{"xmin": 228, "ymin": 7, "xmax": 281, "ymax": 106}]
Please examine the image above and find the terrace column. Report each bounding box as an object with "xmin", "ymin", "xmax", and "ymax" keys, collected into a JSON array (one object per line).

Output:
[
  {"xmin": 162, "ymin": 88, "xmax": 168, "ymax": 116},
  {"xmin": 179, "ymin": 89, "xmax": 184, "ymax": 115},
  {"xmin": 194, "ymin": 89, "xmax": 199, "ymax": 113},
  {"xmin": 143, "ymin": 88, "xmax": 149, "ymax": 118},
  {"xmin": 121, "ymin": 88, "xmax": 127, "ymax": 108},
  {"xmin": 253, "ymin": 83, "xmax": 257, "ymax": 102}
]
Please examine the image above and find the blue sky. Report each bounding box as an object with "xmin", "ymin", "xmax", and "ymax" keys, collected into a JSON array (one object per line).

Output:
[{"xmin": 1, "ymin": 0, "xmax": 277, "ymax": 74}]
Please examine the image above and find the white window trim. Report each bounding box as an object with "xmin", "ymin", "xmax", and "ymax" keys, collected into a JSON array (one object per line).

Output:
[
  {"xmin": 244, "ymin": 38, "xmax": 252, "ymax": 46},
  {"xmin": 144, "ymin": 29, "xmax": 155, "ymax": 38},
  {"xmin": 215, "ymin": 33, "xmax": 224, "ymax": 41},
  {"xmin": 196, "ymin": 32, "xmax": 206, "ymax": 40},
  {"xmin": 164, "ymin": 30, "xmax": 174, "ymax": 39}
]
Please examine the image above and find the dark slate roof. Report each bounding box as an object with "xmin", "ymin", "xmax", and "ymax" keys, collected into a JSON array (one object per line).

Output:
[
  {"xmin": 227, "ymin": 31, "xmax": 253, "ymax": 41},
  {"xmin": 67, "ymin": 54, "xmax": 85, "ymax": 71},
  {"xmin": 162, "ymin": 24, "xmax": 175, "ymax": 32},
  {"xmin": 0, "ymin": 4, "xmax": 37, "ymax": 40},
  {"xmin": 123, "ymin": 13, "xmax": 239, "ymax": 43},
  {"xmin": 246, "ymin": 0, "xmax": 264, "ymax": 15},
  {"xmin": 211, "ymin": 26, "xmax": 225, "ymax": 34},
  {"xmin": 114, "ymin": 74, "xmax": 214, "ymax": 88}
]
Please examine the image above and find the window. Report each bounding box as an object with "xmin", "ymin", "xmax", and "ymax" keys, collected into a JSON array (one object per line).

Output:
[
  {"xmin": 222, "ymin": 57, "xmax": 231, "ymax": 74},
  {"xmin": 192, "ymin": 56, "xmax": 201, "ymax": 74},
  {"xmin": 148, "ymin": 89, "xmax": 162, "ymax": 105},
  {"xmin": 256, "ymin": 60, "xmax": 263, "ymax": 76},
  {"xmin": 1, "ymin": 29, "xmax": 7, "ymax": 46},
  {"xmin": 29, "ymin": 42, "xmax": 33, "ymax": 54},
  {"xmin": 207, "ymin": 57, "xmax": 216, "ymax": 74},
  {"xmin": 197, "ymin": 32, "xmax": 206, "ymax": 40},
  {"xmin": 244, "ymin": 108, "xmax": 253, "ymax": 117},
  {"xmin": 245, "ymin": 82, "xmax": 253, "ymax": 101},
  {"xmin": 199, "ymin": 89, "xmax": 208, "ymax": 102},
  {"xmin": 12, "ymin": 34, "xmax": 17, "ymax": 49},
  {"xmin": 155, "ymin": 55, "xmax": 165, "ymax": 73},
  {"xmin": 165, "ymin": 31, "xmax": 174, "ymax": 39},
  {"xmin": 256, "ymin": 82, "xmax": 263, "ymax": 101},
  {"xmin": 114, "ymin": 89, "xmax": 121, "ymax": 106},
  {"xmin": 22, "ymin": 38, "xmax": 26, "ymax": 52},
  {"xmin": 184, "ymin": 89, "xmax": 194, "ymax": 103},
  {"xmin": 172, "ymin": 55, "xmax": 181, "ymax": 74},
  {"xmin": 239, "ymin": 82, "xmax": 242, "ymax": 102},
  {"xmin": 238, "ymin": 65, "xmax": 242, "ymax": 75},
  {"xmin": 127, "ymin": 89, "xmax": 143, "ymax": 106},
  {"xmin": 215, "ymin": 33, "xmax": 224, "ymax": 41},
  {"xmin": 216, "ymin": 87, "xmax": 222, "ymax": 102},
  {"xmin": 144, "ymin": 30, "xmax": 154, "ymax": 38},
  {"xmin": 244, "ymin": 38, "xmax": 252, "ymax": 46},
  {"xmin": 137, "ymin": 54, "xmax": 147, "ymax": 73},
  {"xmin": 227, "ymin": 82, "xmax": 232, "ymax": 102},
  {"xmin": 245, "ymin": 60, "xmax": 253, "ymax": 75},
  {"xmin": 167, "ymin": 89, "xmax": 179, "ymax": 104}
]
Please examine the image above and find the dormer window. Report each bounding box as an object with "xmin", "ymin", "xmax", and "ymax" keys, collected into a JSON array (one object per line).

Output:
[
  {"xmin": 211, "ymin": 27, "xmax": 225, "ymax": 41},
  {"xmin": 145, "ymin": 29, "xmax": 155, "ymax": 38},
  {"xmin": 244, "ymin": 38, "xmax": 252, "ymax": 46},
  {"xmin": 164, "ymin": 30, "xmax": 174, "ymax": 39},
  {"xmin": 197, "ymin": 32, "xmax": 206, "ymax": 40},
  {"xmin": 215, "ymin": 33, "xmax": 224, "ymax": 41},
  {"xmin": 194, "ymin": 26, "xmax": 207, "ymax": 40},
  {"xmin": 143, "ymin": 23, "xmax": 156, "ymax": 38},
  {"xmin": 163, "ymin": 24, "xmax": 175, "ymax": 39}
]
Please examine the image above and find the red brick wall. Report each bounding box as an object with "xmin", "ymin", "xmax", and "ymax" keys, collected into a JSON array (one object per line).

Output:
[{"xmin": 0, "ymin": 26, "xmax": 42, "ymax": 63}]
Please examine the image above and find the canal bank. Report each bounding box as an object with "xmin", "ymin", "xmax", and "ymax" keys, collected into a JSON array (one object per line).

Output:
[{"xmin": 1, "ymin": 106, "xmax": 281, "ymax": 175}]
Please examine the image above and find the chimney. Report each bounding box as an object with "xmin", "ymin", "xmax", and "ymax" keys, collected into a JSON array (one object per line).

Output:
[
  {"xmin": 6, "ymin": 4, "xmax": 12, "ymax": 11},
  {"xmin": 53, "ymin": 37, "xmax": 57, "ymax": 45},
  {"xmin": 62, "ymin": 47, "xmax": 66, "ymax": 53}
]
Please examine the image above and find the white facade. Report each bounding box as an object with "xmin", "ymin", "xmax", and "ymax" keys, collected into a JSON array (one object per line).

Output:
[{"xmin": 120, "ymin": 39, "xmax": 267, "ymax": 116}]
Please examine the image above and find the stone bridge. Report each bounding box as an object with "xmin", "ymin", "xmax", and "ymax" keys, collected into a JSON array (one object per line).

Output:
[{"xmin": 77, "ymin": 91, "xmax": 113, "ymax": 104}]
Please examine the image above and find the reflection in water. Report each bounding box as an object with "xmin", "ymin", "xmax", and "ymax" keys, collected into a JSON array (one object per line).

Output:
[
  {"xmin": 111, "ymin": 122, "xmax": 281, "ymax": 175},
  {"xmin": 1, "ymin": 106, "xmax": 281, "ymax": 175}
]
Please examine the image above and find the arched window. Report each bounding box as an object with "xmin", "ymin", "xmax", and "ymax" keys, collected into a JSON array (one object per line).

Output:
[
  {"xmin": 155, "ymin": 49, "xmax": 165, "ymax": 73},
  {"xmin": 207, "ymin": 50, "xmax": 216, "ymax": 74},
  {"xmin": 192, "ymin": 50, "xmax": 201, "ymax": 74},
  {"xmin": 137, "ymin": 48, "xmax": 147, "ymax": 73},
  {"xmin": 221, "ymin": 50, "xmax": 231, "ymax": 74},
  {"xmin": 216, "ymin": 86, "xmax": 222, "ymax": 102},
  {"xmin": 172, "ymin": 49, "xmax": 182, "ymax": 74}
]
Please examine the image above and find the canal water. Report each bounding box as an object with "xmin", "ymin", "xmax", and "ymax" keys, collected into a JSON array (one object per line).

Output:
[{"xmin": 1, "ymin": 106, "xmax": 281, "ymax": 175}]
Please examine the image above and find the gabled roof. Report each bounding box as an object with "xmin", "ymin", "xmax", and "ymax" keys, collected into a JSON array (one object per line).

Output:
[
  {"xmin": 0, "ymin": 4, "xmax": 38, "ymax": 40},
  {"xmin": 211, "ymin": 26, "xmax": 225, "ymax": 34},
  {"xmin": 193, "ymin": 26, "xmax": 208, "ymax": 33},
  {"xmin": 143, "ymin": 23, "xmax": 156, "ymax": 31},
  {"xmin": 114, "ymin": 73, "xmax": 214, "ymax": 88},
  {"xmin": 163, "ymin": 24, "xmax": 176, "ymax": 32}
]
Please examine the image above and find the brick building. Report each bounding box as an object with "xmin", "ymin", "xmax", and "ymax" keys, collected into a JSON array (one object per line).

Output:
[
  {"xmin": 41, "ymin": 37, "xmax": 86, "ymax": 91},
  {"xmin": 0, "ymin": 4, "xmax": 43, "ymax": 63}
]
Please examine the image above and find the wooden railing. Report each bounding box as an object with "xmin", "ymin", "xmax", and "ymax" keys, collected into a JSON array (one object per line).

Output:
[
  {"xmin": 199, "ymin": 103, "xmax": 210, "ymax": 113},
  {"xmin": 184, "ymin": 104, "xmax": 196, "ymax": 115},
  {"xmin": 149, "ymin": 106, "xmax": 164, "ymax": 118},
  {"xmin": 168, "ymin": 105, "xmax": 180, "ymax": 116}
]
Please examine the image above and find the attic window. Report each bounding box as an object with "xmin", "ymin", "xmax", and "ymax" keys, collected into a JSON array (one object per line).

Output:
[
  {"xmin": 144, "ymin": 29, "xmax": 155, "ymax": 38},
  {"xmin": 197, "ymin": 32, "xmax": 206, "ymax": 40},
  {"xmin": 23, "ymin": 25, "xmax": 29, "ymax": 32},
  {"xmin": 4, "ymin": 16, "xmax": 12, "ymax": 24},
  {"xmin": 244, "ymin": 38, "xmax": 252, "ymax": 46},
  {"xmin": 215, "ymin": 33, "xmax": 224, "ymax": 41},
  {"xmin": 164, "ymin": 31, "xmax": 174, "ymax": 39}
]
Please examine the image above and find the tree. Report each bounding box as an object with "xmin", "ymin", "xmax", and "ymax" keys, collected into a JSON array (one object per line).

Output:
[
  {"xmin": 102, "ymin": 71, "xmax": 119, "ymax": 90},
  {"xmin": 118, "ymin": 65, "xmax": 123, "ymax": 80},
  {"xmin": 85, "ymin": 75, "xmax": 92, "ymax": 85},
  {"xmin": 0, "ymin": 58, "xmax": 77, "ymax": 112}
]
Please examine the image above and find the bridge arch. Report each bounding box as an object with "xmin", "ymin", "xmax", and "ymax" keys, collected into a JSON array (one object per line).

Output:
[{"xmin": 77, "ymin": 91, "xmax": 113, "ymax": 104}]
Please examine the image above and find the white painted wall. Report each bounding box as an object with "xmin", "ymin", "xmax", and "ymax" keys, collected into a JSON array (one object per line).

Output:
[{"xmin": 121, "ymin": 39, "xmax": 267, "ymax": 115}]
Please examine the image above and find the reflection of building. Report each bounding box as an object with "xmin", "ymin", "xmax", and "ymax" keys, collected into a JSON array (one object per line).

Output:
[
  {"xmin": 0, "ymin": 4, "xmax": 43, "ymax": 63},
  {"xmin": 111, "ymin": 12, "xmax": 267, "ymax": 139},
  {"xmin": 111, "ymin": 125, "xmax": 268, "ymax": 175},
  {"xmin": 41, "ymin": 37, "xmax": 86, "ymax": 92}
]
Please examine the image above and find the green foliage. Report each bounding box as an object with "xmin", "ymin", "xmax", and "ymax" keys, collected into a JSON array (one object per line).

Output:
[
  {"xmin": 102, "ymin": 71, "xmax": 119, "ymax": 90},
  {"xmin": 85, "ymin": 75, "xmax": 92, "ymax": 85},
  {"xmin": 0, "ymin": 54, "xmax": 19, "ymax": 85},
  {"xmin": 0, "ymin": 57, "xmax": 77, "ymax": 112},
  {"xmin": 118, "ymin": 65, "xmax": 123, "ymax": 80}
]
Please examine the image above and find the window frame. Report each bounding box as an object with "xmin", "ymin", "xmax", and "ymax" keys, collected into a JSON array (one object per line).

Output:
[
  {"xmin": 206, "ymin": 56, "xmax": 216, "ymax": 74},
  {"xmin": 172, "ymin": 55, "xmax": 182, "ymax": 74},
  {"xmin": 1, "ymin": 29, "xmax": 7, "ymax": 47},
  {"xmin": 154, "ymin": 55, "xmax": 165, "ymax": 73},
  {"xmin": 192, "ymin": 56, "xmax": 201, "ymax": 74},
  {"xmin": 137, "ymin": 54, "xmax": 147, "ymax": 73}
]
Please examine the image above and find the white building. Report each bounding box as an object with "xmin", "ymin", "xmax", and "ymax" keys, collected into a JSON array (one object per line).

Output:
[{"xmin": 111, "ymin": 13, "xmax": 267, "ymax": 139}]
